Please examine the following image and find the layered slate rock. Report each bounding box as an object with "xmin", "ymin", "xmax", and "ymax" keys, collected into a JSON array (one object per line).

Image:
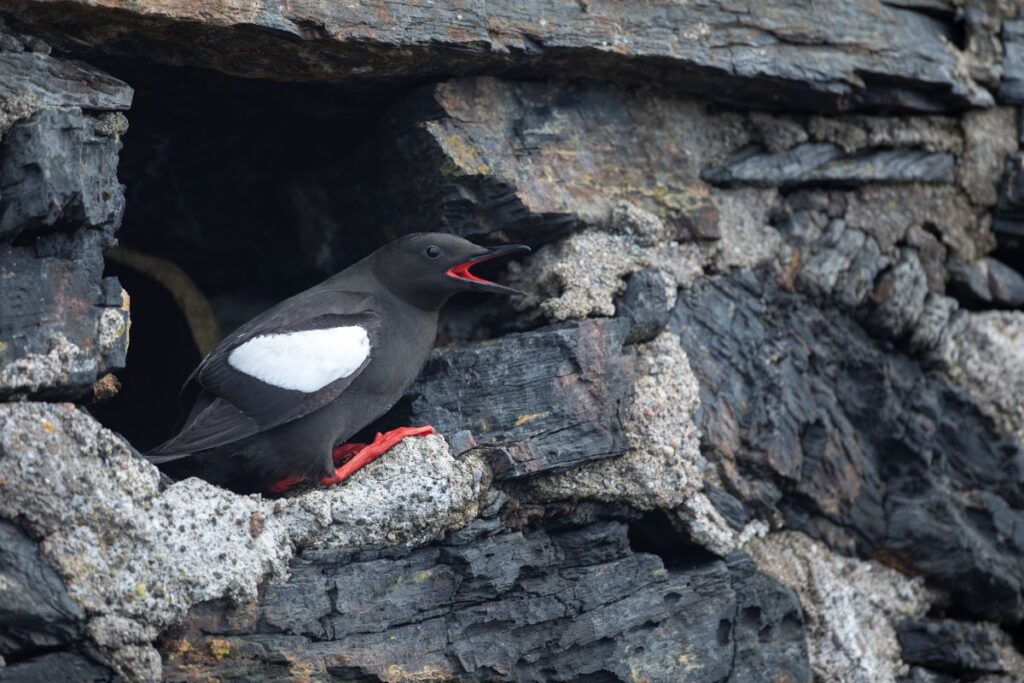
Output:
[
  {"xmin": 160, "ymin": 520, "xmax": 810, "ymax": 683},
  {"xmin": 703, "ymin": 144, "xmax": 955, "ymax": 188},
  {"xmin": 3, "ymin": 2, "xmax": 1024, "ymax": 681},
  {"xmin": 409, "ymin": 318, "xmax": 635, "ymax": 479},
  {"xmin": 4, "ymin": 0, "xmax": 990, "ymax": 112},
  {"xmin": 0, "ymin": 34, "xmax": 132, "ymax": 399},
  {"xmin": 297, "ymin": 78, "xmax": 744, "ymax": 247},
  {"xmin": 672, "ymin": 268, "xmax": 1024, "ymax": 623},
  {"xmin": 0, "ymin": 49, "xmax": 131, "ymax": 125}
]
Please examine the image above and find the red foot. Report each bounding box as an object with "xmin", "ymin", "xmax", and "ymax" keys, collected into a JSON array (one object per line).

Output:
[
  {"xmin": 331, "ymin": 441, "xmax": 367, "ymax": 466},
  {"xmin": 321, "ymin": 425, "xmax": 435, "ymax": 486},
  {"xmin": 266, "ymin": 475, "xmax": 305, "ymax": 495}
]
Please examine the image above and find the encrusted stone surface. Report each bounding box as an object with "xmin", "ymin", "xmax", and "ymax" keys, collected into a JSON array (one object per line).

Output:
[
  {"xmin": 750, "ymin": 531, "xmax": 934, "ymax": 683},
  {"xmin": 4, "ymin": 2, "xmax": 1024, "ymax": 681},
  {"xmin": 0, "ymin": 37, "xmax": 132, "ymax": 400},
  {"xmin": 524, "ymin": 332, "xmax": 735, "ymax": 555},
  {"xmin": 940, "ymin": 311, "xmax": 1024, "ymax": 444},
  {"xmin": 0, "ymin": 403, "xmax": 483, "ymax": 681}
]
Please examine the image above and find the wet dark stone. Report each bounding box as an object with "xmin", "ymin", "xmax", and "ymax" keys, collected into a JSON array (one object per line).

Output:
[
  {"xmin": 897, "ymin": 619, "xmax": 1005, "ymax": 676},
  {"xmin": 160, "ymin": 521, "xmax": 810, "ymax": 682},
  {"xmin": 0, "ymin": 520, "xmax": 85, "ymax": 657},
  {"xmin": 617, "ymin": 268, "xmax": 673, "ymax": 344},
  {"xmin": 671, "ymin": 268, "xmax": 1024, "ymax": 622}
]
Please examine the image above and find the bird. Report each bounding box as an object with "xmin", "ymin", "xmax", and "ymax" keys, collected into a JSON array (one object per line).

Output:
[{"xmin": 147, "ymin": 233, "xmax": 529, "ymax": 495}]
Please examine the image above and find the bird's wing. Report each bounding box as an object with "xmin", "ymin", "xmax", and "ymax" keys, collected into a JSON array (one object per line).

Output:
[{"xmin": 148, "ymin": 289, "xmax": 381, "ymax": 457}]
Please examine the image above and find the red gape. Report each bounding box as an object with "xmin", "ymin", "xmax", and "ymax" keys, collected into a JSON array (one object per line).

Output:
[
  {"xmin": 264, "ymin": 425, "xmax": 435, "ymax": 495},
  {"xmin": 322, "ymin": 425, "xmax": 435, "ymax": 486}
]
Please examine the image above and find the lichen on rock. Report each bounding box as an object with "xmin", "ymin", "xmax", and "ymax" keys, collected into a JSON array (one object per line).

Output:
[
  {"xmin": 506, "ymin": 205, "xmax": 703, "ymax": 323},
  {"xmin": 507, "ymin": 192, "xmax": 779, "ymax": 325},
  {"xmin": 524, "ymin": 332, "xmax": 738, "ymax": 554},
  {"xmin": 940, "ymin": 310, "xmax": 1024, "ymax": 444},
  {"xmin": 0, "ymin": 402, "xmax": 486, "ymax": 681},
  {"xmin": 748, "ymin": 531, "xmax": 935, "ymax": 683}
]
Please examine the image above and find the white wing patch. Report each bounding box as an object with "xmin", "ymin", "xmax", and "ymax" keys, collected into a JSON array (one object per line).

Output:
[{"xmin": 227, "ymin": 326, "xmax": 370, "ymax": 392}]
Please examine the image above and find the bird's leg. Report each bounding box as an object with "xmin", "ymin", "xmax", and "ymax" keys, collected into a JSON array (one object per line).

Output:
[
  {"xmin": 321, "ymin": 426, "xmax": 435, "ymax": 486},
  {"xmin": 331, "ymin": 441, "xmax": 368, "ymax": 466},
  {"xmin": 266, "ymin": 475, "xmax": 305, "ymax": 495}
]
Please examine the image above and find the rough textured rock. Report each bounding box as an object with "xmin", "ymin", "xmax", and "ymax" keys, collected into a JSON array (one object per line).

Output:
[
  {"xmin": 0, "ymin": 232, "xmax": 130, "ymax": 399},
  {"xmin": 4, "ymin": 1, "xmax": 1024, "ymax": 681},
  {"xmin": 957, "ymin": 108, "xmax": 1018, "ymax": 208},
  {"xmin": 0, "ymin": 403, "xmax": 484, "ymax": 680},
  {"xmin": 1001, "ymin": 17, "xmax": 1024, "ymax": 105},
  {"xmin": 750, "ymin": 531, "xmax": 934, "ymax": 683},
  {"xmin": 704, "ymin": 144, "xmax": 955, "ymax": 188},
  {"xmin": 409, "ymin": 318, "xmax": 636, "ymax": 479},
  {"xmin": 940, "ymin": 311, "xmax": 1024, "ymax": 444},
  {"xmin": 0, "ymin": 651, "xmax": 114, "ymax": 682},
  {"xmin": 616, "ymin": 268, "xmax": 676, "ymax": 345},
  {"xmin": 0, "ymin": 519, "xmax": 84, "ymax": 657},
  {"xmin": 948, "ymin": 256, "xmax": 1024, "ymax": 307},
  {"xmin": 3, "ymin": 0, "xmax": 991, "ymax": 112},
  {"xmin": 521, "ymin": 334, "xmax": 699, "ymax": 511},
  {"xmin": 672, "ymin": 269, "xmax": 1024, "ymax": 623},
  {"xmin": 309, "ymin": 78, "xmax": 751, "ymax": 249},
  {"xmin": 0, "ymin": 49, "xmax": 131, "ymax": 134},
  {"xmin": 897, "ymin": 619, "xmax": 1024, "ymax": 678},
  {"xmin": 0, "ymin": 38, "xmax": 132, "ymax": 400},
  {"xmin": 506, "ymin": 225, "xmax": 703, "ymax": 324},
  {"xmin": 0, "ymin": 108, "xmax": 127, "ymax": 240},
  {"xmin": 160, "ymin": 521, "xmax": 810, "ymax": 683}
]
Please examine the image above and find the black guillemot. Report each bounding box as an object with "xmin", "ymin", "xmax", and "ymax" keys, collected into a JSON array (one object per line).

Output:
[{"xmin": 147, "ymin": 233, "xmax": 529, "ymax": 494}]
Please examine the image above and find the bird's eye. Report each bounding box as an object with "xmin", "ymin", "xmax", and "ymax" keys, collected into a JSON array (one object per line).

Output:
[{"xmin": 424, "ymin": 245, "xmax": 442, "ymax": 260}]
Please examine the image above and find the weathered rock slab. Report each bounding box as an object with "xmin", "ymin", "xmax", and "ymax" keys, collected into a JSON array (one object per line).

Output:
[
  {"xmin": 3, "ymin": 0, "xmax": 990, "ymax": 112},
  {"xmin": 0, "ymin": 403, "xmax": 486, "ymax": 681},
  {"xmin": 704, "ymin": 144, "xmax": 955, "ymax": 188},
  {"xmin": 672, "ymin": 268, "xmax": 1024, "ymax": 622},
  {"xmin": 161, "ymin": 521, "xmax": 810, "ymax": 682},
  {"xmin": 410, "ymin": 318, "xmax": 635, "ymax": 479},
  {"xmin": 0, "ymin": 519, "xmax": 84, "ymax": 657}
]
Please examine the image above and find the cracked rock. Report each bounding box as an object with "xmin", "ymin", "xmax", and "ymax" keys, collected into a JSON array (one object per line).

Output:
[{"xmin": 0, "ymin": 403, "xmax": 483, "ymax": 681}]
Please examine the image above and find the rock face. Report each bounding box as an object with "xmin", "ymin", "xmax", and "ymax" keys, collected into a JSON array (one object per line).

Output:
[
  {"xmin": 2, "ymin": 2, "xmax": 1024, "ymax": 682},
  {"xmin": 160, "ymin": 523, "xmax": 809, "ymax": 682},
  {"xmin": 2, "ymin": 0, "xmax": 993, "ymax": 111},
  {"xmin": 0, "ymin": 25, "xmax": 132, "ymax": 400}
]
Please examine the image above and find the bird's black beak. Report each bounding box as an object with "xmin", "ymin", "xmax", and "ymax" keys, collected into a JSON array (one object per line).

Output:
[{"xmin": 446, "ymin": 244, "xmax": 531, "ymax": 295}]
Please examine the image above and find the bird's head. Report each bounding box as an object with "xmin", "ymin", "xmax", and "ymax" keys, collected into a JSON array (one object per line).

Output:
[{"xmin": 370, "ymin": 232, "xmax": 530, "ymax": 309}]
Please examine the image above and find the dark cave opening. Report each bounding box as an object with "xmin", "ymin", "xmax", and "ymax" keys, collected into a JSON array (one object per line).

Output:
[
  {"xmin": 86, "ymin": 60, "xmax": 420, "ymax": 450},
  {"xmin": 85, "ymin": 58, "xmax": 528, "ymax": 451},
  {"xmin": 627, "ymin": 511, "xmax": 721, "ymax": 570}
]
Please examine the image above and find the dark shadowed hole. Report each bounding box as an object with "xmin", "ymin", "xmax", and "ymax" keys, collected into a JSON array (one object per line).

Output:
[
  {"xmin": 626, "ymin": 511, "xmax": 720, "ymax": 570},
  {"xmin": 77, "ymin": 56, "xmax": 533, "ymax": 453},
  {"xmin": 89, "ymin": 258, "xmax": 202, "ymax": 450},
  {"xmin": 77, "ymin": 57, "xmax": 416, "ymax": 448}
]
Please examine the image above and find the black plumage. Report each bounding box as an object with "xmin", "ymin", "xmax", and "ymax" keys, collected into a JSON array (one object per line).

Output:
[{"xmin": 148, "ymin": 233, "xmax": 528, "ymax": 493}]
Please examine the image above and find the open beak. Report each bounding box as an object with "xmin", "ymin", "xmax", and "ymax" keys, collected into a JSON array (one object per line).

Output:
[{"xmin": 446, "ymin": 244, "xmax": 531, "ymax": 295}]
